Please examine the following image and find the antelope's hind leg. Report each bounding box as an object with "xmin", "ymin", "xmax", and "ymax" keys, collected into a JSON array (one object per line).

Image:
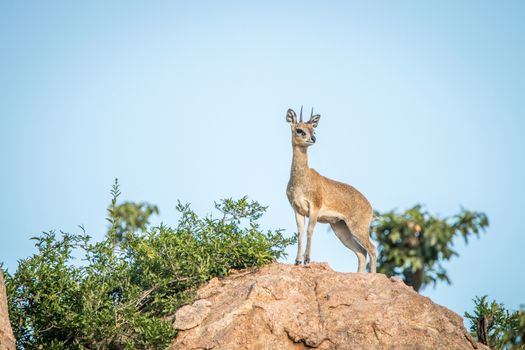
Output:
[
  {"xmin": 331, "ymin": 221, "xmax": 368, "ymax": 272},
  {"xmin": 347, "ymin": 222, "xmax": 377, "ymax": 273},
  {"xmin": 361, "ymin": 235, "xmax": 377, "ymax": 273}
]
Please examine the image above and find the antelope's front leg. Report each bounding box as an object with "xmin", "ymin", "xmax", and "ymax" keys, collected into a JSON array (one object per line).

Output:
[
  {"xmin": 294, "ymin": 211, "xmax": 305, "ymax": 265},
  {"xmin": 304, "ymin": 210, "xmax": 319, "ymax": 265}
]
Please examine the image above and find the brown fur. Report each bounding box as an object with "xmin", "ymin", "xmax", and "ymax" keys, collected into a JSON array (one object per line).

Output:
[{"xmin": 285, "ymin": 109, "xmax": 376, "ymax": 273}]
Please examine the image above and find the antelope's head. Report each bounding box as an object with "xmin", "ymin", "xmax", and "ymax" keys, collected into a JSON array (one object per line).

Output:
[{"xmin": 286, "ymin": 106, "xmax": 321, "ymax": 147}]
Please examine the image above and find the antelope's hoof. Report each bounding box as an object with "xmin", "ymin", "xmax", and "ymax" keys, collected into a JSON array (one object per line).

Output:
[
  {"xmin": 303, "ymin": 258, "xmax": 310, "ymax": 266},
  {"xmin": 294, "ymin": 259, "xmax": 302, "ymax": 265}
]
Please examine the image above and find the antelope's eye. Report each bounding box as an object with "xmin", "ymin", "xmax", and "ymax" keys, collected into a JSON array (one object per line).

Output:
[{"xmin": 295, "ymin": 129, "xmax": 305, "ymax": 136}]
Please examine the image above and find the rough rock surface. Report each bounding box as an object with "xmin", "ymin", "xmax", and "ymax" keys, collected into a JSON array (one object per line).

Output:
[
  {"xmin": 0, "ymin": 269, "xmax": 16, "ymax": 350},
  {"xmin": 171, "ymin": 263, "xmax": 486, "ymax": 350},
  {"xmin": 173, "ymin": 299, "xmax": 212, "ymax": 330}
]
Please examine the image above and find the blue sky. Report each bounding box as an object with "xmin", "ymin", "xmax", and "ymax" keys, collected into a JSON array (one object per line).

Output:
[{"xmin": 1, "ymin": 1, "xmax": 524, "ymax": 318}]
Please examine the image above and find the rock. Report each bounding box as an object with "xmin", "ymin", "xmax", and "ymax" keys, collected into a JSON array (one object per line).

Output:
[
  {"xmin": 174, "ymin": 299, "xmax": 212, "ymax": 330},
  {"xmin": 0, "ymin": 269, "xmax": 16, "ymax": 350},
  {"xmin": 170, "ymin": 262, "xmax": 486, "ymax": 350}
]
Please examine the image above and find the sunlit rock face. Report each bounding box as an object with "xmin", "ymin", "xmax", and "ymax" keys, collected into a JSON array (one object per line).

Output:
[
  {"xmin": 0, "ymin": 269, "xmax": 16, "ymax": 350},
  {"xmin": 170, "ymin": 262, "xmax": 486, "ymax": 350}
]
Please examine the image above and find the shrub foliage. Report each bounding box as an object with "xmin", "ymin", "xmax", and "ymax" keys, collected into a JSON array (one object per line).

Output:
[
  {"xmin": 5, "ymin": 181, "xmax": 294, "ymax": 349},
  {"xmin": 465, "ymin": 295, "xmax": 525, "ymax": 350}
]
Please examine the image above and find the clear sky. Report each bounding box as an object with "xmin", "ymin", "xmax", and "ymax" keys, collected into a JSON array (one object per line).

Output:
[{"xmin": 1, "ymin": 1, "xmax": 524, "ymax": 318}]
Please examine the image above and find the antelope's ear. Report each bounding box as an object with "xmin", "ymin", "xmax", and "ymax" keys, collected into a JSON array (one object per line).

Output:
[
  {"xmin": 286, "ymin": 109, "xmax": 297, "ymax": 124},
  {"xmin": 308, "ymin": 114, "xmax": 320, "ymax": 128}
]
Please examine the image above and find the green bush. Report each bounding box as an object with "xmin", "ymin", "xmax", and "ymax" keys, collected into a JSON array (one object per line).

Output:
[
  {"xmin": 465, "ymin": 295, "xmax": 525, "ymax": 350},
  {"xmin": 4, "ymin": 181, "xmax": 295, "ymax": 349}
]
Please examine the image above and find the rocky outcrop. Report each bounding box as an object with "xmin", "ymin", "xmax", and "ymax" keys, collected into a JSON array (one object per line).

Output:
[
  {"xmin": 171, "ymin": 263, "xmax": 486, "ymax": 350},
  {"xmin": 0, "ymin": 269, "xmax": 15, "ymax": 350}
]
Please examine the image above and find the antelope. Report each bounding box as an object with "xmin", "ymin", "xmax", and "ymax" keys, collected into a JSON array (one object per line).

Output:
[{"xmin": 286, "ymin": 107, "xmax": 376, "ymax": 273}]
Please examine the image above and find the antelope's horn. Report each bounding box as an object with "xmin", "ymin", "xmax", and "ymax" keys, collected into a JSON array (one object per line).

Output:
[
  {"xmin": 311, "ymin": 107, "xmax": 314, "ymax": 118},
  {"xmin": 300, "ymin": 105, "xmax": 303, "ymax": 122}
]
